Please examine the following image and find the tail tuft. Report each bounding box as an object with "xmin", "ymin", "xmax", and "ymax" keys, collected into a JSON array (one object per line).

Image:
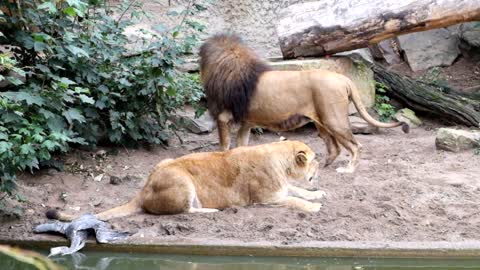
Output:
[
  {"xmin": 45, "ymin": 209, "xmax": 60, "ymax": 220},
  {"xmin": 401, "ymin": 123, "xmax": 410, "ymax": 134}
]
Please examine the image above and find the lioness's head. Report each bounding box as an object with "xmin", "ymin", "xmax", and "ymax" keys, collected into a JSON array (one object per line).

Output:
[{"xmin": 285, "ymin": 141, "xmax": 319, "ymax": 183}]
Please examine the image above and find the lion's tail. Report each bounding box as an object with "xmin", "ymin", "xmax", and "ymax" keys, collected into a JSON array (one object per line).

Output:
[
  {"xmin": 348, "ymin": 81, "xmax": 409, "ymax": 133},
  {"xmin": 199, "ymin": 33, "xmax": 271, "ymax": 122},
  {"xmin": 46, "ymin": 194, "xmax": 143, "ymax": 222}
]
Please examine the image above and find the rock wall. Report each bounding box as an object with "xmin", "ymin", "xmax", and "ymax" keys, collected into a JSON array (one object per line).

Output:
[{"xmin": 130, "ymin": 0, "xmax": 313, "ymax": 57}]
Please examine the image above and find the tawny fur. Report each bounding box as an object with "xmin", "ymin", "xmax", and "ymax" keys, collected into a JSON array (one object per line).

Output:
[
  {"xmin": 46, "ymin": 141, "xmax": 325, "ymax": 221},
  {"xmin": 199, "ymin": 33, "xmax": 409, "ymax": 173}
]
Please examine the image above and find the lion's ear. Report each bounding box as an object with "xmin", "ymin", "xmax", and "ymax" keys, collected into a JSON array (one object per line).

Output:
[{"xmin": 295, "ymin": 151, "xmax": 307, "ymax": 166}]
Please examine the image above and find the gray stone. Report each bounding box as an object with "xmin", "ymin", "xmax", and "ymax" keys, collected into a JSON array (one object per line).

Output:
[
  {"xmin": 459, "ymin": 22, "xmax": 480, "ymax": 47},
  {"xmin": 369, "ymin": 39, "xmax": 402, "ymax": 65},
  {"xmin": 349, "ymin": 116, "xmax": 379, "ymax": 134},
  {"xmin": 394, "ymin": 108, "xmax": 422, "ymax": 128},
  {"xmin": 397, "ymin": 29, "xmax": 460, "ymax": 72},
  {"xmin": 172, "ymin": 107, "xmax": 216, "ymax": 134},
  {"xmin": 435, "ymin": 128, "xmax": 480, "ymax": 152},
  {"xmin": 270, "ymin": 57, "xmax": 375, "ymax": 114}
]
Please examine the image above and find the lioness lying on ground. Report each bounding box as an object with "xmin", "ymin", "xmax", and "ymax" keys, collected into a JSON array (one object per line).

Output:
[
  {"xmin": 46, "ymin": 141, "xmax": 325, "ymax": 221},
  {"xmin": 199, "ymin": 33, "xmax": 409, "ymax": 173}
]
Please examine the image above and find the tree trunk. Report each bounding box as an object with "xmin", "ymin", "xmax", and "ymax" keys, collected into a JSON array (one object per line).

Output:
[
  {"xmin": 373, "ymin": 65, "xmax": 480, "ymax": 127},
  {"xmin": 277, "ymin": 0, "xmax": 480, "ymax": 59}
]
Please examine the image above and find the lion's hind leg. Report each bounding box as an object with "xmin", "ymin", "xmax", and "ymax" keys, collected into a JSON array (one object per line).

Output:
[{"xmin": 329, "ymin": 126, "xmax": 361, "ymax": 174}]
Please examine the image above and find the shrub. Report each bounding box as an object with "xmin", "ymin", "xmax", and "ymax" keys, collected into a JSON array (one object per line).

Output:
[
  {"xmin": 0, "ymin": 0, "xmax": 207, "ymax": 202},
  {"xmin": 374, "ymin": 81, "xmax": 397, "ymax": 122}
]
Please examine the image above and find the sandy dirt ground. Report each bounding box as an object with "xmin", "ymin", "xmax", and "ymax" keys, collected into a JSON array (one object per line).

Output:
[{"xmin": 1, "ymin": 120, "xmax": 480, "ymax": 245}]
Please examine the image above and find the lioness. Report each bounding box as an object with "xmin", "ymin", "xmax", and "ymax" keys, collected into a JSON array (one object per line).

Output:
[
  {"xmin": 199, "ymin": 33, "xmax": 409, "ymax": 173},
  {"xmin": 46, "ymin": 141, "xmax": 325, "ymax": 221}
]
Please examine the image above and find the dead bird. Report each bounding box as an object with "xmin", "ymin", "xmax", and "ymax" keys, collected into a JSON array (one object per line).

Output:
[{"xmin": 34, "ymin": 214, "xmax": 130, "ymax": 256}]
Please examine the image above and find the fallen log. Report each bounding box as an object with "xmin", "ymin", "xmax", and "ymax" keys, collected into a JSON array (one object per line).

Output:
[
  {"xmin": 373, "ymin": 65, "xmax": 480, "ymax": 127},
  {"xmin": 277, "ymin": 0, "xmax": 480, "ymax": 59}
]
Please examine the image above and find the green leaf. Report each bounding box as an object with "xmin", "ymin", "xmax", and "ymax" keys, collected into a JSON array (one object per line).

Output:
[
  {"xmin": 7, "ymin": 76, "xmax": 24, "ymax": 86},
  {"xmin": 63, "ymin": 6, "xmax": 76, "ymax": 16},
  {"xmin": 41, "ymin": 140, "xmax": 59, "ymax": 151},
  {"xmin": 20, "ymin": 144, "xmax": 35, "ymax": 155},
  {"xmin": 1, "ymin": 92, "xmax": 44, "ymax": 106},
  {"xmin": 79, "ymin": 94, "xmax": 94, "ymax": 104},
  {"xmin": 66, "ymin": 45, "xmax": 89, "ymax": 57},
  {"xmin": 59, "ymin": 77, "xmax": 76, "ymax": 85},
  {"xmin": 34, "ymin": 41, "xmax": 47, "ymax": 52},
  {"xmin": 63, "ymin": 108, "xmax": 85, "ymax": 124},
  {"xmin": 47, "ymin": 116, "xmax": 67, "ymax": 132},
  {"xmin": 38, "ymin": 1, "xmax": 58, "ymax": 14},
  {"xmin": 0, "ymin": 141, "xmax": 11, "ymax": 153}
]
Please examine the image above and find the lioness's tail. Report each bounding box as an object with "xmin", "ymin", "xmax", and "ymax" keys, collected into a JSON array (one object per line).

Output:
[
  {"xmin": 199, "ymin": 33, "xmax": 271, "ymax": 122},
  {"xmin": 46, "ymin": 194, "xmax": 142, "ymax": 222},
  {"xmin": 348, "ymin": 81, "xmax": 410, "ymax": 133}
]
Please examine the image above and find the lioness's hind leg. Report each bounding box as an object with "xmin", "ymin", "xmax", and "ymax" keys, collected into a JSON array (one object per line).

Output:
[{"xmin": 315, "ymin": 123, "xmax": 340, "ymax": 167}]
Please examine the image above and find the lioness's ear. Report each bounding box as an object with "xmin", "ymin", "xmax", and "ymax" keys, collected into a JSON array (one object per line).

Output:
[{"xmin": 295, "ymin": 151, "xmax": 308, "ymax": 166}]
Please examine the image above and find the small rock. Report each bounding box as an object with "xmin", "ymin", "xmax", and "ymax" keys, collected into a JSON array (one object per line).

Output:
[
  {"xmin": 89, "ymin": 199, "xmax": 103, "ymax": 208},
  {"xmin": 26, "ymin": 209, "xmax": 35, "ymax": 215},
  {"xmin": 109, "ymin": 175, "xmax": 122, "ymax": 185},
  {"xmin": 349, "ymin": 116, "xmax": 379, "ymax": 134},
  {"xmin": 394, "ymin": 108, "xmax": 422, "ymax": 128},
  {"xmin": 93, "ymin": 173, "xmax": 104, "ymax": 182},
  {"xmin": 435, "ymin": 128, "xmax": 480, "ymax": 152}
]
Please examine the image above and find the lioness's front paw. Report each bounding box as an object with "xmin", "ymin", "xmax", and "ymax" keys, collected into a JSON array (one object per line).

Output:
[
  {"xmin": 312, "ymin": 190, "xmax": 326, "ymax": 199},
  {"xmin": 305, "ymin": 202, "xmax": 322, "ymax": 212}
]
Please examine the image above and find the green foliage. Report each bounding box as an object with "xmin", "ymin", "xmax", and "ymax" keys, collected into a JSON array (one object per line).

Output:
[
  {"xmin": 374, "ymin": 82, "xmax": 397, "ymax": 122},
  {"xmin": 0, "ymin": 0, "xmax": 207, "ymax": 200}
]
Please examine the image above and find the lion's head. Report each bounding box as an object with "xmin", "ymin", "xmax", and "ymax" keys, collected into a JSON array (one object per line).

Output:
[{"xmin": 285, "ymin": 141, "xmax": 319, "ymax": 183}]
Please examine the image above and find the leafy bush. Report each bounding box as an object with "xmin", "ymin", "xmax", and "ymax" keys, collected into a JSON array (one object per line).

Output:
[
  {"xmin": 0, "ymin": 0, "xmax": 206, "ymax": 201},
  {"xmin": 374, "ymin": 81, "xmax": 397, "ymax": 122}
]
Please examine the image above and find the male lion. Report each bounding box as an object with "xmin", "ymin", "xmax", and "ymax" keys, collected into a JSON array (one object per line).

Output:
[
  {"xmin": 199, "ymin": 33, "xmax": 409, "ymax": 173},
  {"xmin": 46, "ymin": 141, "xmax": 325, "ymax": 221}
]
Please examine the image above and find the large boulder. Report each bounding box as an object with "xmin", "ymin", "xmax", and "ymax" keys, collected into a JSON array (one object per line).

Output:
[
  {"xmin": 269, "ymin": 57, "xmax": 375, "ymax": 114},
  {"xmin": 435, "ymin": 128, "xmax": 480, "ymax": 152},
  {"xmin": 459, "ymin": 22, "xmax": 480, "ymax": 47},
  {"xmin": 397, "ymin": 28, "xmax": 460, "ymax": 72}
]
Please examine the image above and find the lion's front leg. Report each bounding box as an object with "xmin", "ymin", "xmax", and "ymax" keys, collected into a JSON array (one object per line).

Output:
[
  {"xmin": 217, "ymin": 111, "xmax": 233, "ymax": 151},
  {"xmin": 288, "ymin": 185, "xmax": 326, "ymax": 201},
  {"xmin": 236, "ymin": 122, "xmax": 253, "ymax": 147}
]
